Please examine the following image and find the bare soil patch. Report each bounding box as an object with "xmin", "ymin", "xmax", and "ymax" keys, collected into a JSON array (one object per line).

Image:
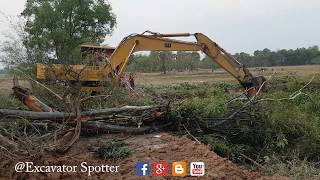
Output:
[{"xmin": 0, "ymin": 133, "xmax": 287, "ymax": 179}]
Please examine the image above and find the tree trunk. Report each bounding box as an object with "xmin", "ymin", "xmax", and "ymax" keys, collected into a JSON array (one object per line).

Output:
[
  {"xmin": 0, "ymin": 105, "xmax": 163, "ymax": 120},
  {"xmin": 82, "ymin": 121, "xmax": 151, "ymax": 134}
]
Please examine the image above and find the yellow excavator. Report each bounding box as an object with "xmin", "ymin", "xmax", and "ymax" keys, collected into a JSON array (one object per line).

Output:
[{"xmin": 36, "ymin": 31, "xmax": 266, "ymax": 96}]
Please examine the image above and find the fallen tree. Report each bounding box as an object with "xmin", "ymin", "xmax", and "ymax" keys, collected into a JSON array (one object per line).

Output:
[
  {"xmin": 82, "ymin": 121, "xmax": 152, "ymax": 134},
  {"xmin": 0, "ymin": 105, "xmax": 165, "ymax": 120}
]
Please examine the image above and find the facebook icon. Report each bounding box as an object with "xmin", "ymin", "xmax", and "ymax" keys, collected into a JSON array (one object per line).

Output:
[{"xmin": 136, "ymin": 162, "xmax": 150, "ymax": 176}]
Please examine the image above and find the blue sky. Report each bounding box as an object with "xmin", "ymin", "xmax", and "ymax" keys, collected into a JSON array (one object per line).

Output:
[{"xmin": 1, "ymin": 0, "xmax": 320, "ymax": 68}]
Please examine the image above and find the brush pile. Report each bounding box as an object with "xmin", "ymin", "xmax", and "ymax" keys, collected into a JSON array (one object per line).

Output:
[{"xmin": 0, "ymin": 85, "xmax": 169, "ymax": 154}]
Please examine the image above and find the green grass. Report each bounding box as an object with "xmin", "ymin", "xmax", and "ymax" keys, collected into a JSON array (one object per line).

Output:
[{"xmin": 0, "ymin": 94, "xmax": 26, "ymax": 109}]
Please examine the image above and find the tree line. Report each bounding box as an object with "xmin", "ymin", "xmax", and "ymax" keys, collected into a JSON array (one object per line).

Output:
[
  {"xmin": 126, "ymin": 46, "xmax": 320, "ymax": 73},
  {"xmin": 234, "ymin": 46, "xmax": 320, "ymax": 67}
]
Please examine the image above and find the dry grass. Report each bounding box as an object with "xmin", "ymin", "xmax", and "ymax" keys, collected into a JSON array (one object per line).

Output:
[
  {"xmin": 135, "ymin": 69, "xmax": 236, "ymax": 85},
  {"xmin": 0, "ymin": 74, "xmax": 30, "ymax": 94},
  {"xmin": 0, "ymin": 74, "xmax": 13, "ymax": 94},
  {"xmin": 135, "ymin": 65, "xmax": 320, "ymax": 86}
]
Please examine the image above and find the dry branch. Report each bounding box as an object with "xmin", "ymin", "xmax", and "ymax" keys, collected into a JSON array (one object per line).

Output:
[
  {"xmin": 82, "ymin": 121, "xmax": 151, "ymax": 134},
  {"xmin": 56, "ymin": 102, "xmax": 82, "ymax": 153},
  {"xmin": 12, "ymin": 86, "xmax": 53, "ymax": 112}
]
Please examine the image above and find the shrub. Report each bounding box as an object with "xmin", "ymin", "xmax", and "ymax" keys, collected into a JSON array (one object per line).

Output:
[
  {"xmin": 170, "ymin": 79, "xmax": 320, "ymax": 164},
  {"xmin": 262, "ymin": 155, "xmax": 320, "ymax": 179},
  {"xmin": 96, "ymin": 139, "xmax": 131, "ymax": 160}
]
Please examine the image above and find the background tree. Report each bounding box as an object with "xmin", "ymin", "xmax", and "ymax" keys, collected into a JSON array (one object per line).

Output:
[
  {"xmin": 234, "ymin": 46, "xmax": 320, "ymax": 68},
  {"xmin": 175, "ymin": 51, "xmax": 200, "ymax": 71},
  {"xmin": 156, "ymin": 51, "xmax": 174, "ymax": 74},
  {"xmin": 21, "ymin": 0, "xmax": 116, "ymax": 64},
  {"xmin": 199, "ymin": 56, "xmax": 218, "ymax": 72},
  {"xmin": 310, "ymin": 56, "xmax": 320, "ymax": 65},
  {"xmin": 0, "ymin": 14, "xmax": 29, "ymax": 68}
]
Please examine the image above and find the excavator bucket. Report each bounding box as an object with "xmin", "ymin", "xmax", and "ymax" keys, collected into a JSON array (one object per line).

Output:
[{"xmin": 240, "ymin": 66, "xmax": 268, "ymax": 96}]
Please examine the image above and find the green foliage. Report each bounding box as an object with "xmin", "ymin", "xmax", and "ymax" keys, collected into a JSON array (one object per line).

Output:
[
  {"xmin": 96, "ymin": 139, "xmax": 131, "ymax": 160},
  {"xmin": 260, "ymin": 87, "xmax": 320, "ymax": 160},
  {"xmin": 235, "ymin": 46, "xmax": 320, "ymax": 67},
  {"xmin": 21, "ymin": 0, "xmax": 116, "ymax": 63},
  {"xmin": 204, "ymin": 136, "xmax": 250, "ymax": 163},
  {"xmin": 179, "ymin": 93, "xmax": 230, "ymax": 118},
  {"xmin": 167, "ymin": 80, "xmax": 320, "ymax": 165},
  {"xmin": 310, "ymin": 56, "xmax": 320, "ymax": 64},
  {"xmin": 175, "ymin": 51, "xmax": 200, "ymax": 72},
  {"xmin": 199, "ymin": 56, "xmax": 219, "ymax": 71}
]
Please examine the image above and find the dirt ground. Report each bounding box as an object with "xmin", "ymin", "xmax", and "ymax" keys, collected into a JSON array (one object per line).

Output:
[{"xmin": 0, "ymin": 133, "xmax": 287, "ymax": 179}]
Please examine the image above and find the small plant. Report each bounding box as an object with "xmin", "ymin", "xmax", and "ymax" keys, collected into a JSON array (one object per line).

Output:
[{"xmin": 96, "ymin": 139, "xmax": 131, "ymax": 161}]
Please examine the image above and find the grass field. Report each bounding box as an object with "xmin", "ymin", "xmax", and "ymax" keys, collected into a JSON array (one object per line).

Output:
[
  {"xmin": 135, "ymin": 65, "xmax": 320, "ymax": 85},
  {"xmin": 0, "ymin": 65, "xmax": 319, "ymax": 94}
]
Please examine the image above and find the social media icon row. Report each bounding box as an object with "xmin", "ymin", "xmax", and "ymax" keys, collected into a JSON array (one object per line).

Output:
[{"xmin": 136, "ymin": 161, "xmax": 205, "ymax": 177}]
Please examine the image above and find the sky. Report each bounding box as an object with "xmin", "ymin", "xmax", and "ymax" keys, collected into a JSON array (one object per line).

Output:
[{"xmin": 0, "ymin": 0, "xmax": 320, "ymax": 68}]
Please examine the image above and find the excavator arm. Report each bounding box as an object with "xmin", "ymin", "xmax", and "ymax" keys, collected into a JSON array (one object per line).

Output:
[
  {"xmin": 105, "ymin": 31, "xmax": 262, "ymax": 92},
  {"xmin": 36, "ymin": 31, "xmax": 266, "ymax": 94}
]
